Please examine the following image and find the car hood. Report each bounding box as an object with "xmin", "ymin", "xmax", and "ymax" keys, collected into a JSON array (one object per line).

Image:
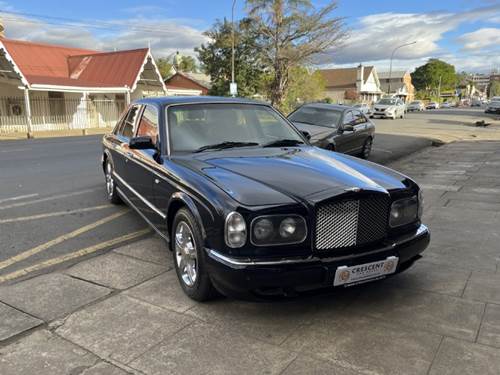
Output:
[
  {"xmin": 175, "ymin": 146, "xmax": 409, "ymax": 206},
  {"xmin": 291, "ymin": 122, "xmax": 336, "ymax": 143}
]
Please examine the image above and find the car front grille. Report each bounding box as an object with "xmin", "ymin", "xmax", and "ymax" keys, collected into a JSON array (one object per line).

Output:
[{"xmin": 315, "ymin": 196, "xmax": 390, "ymax": 250}]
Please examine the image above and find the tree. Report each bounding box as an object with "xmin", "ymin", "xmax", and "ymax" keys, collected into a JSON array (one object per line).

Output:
[
  {"xmin": 196, "ymin": 18, "xmax": 265, "ymax": 97},
  {"xmin": 281, "ymin": 66, "xmax": 325, "ymax": 113},
  {"xmin": 411, "ymin": 59, "xmax": 457, "ymax": 94},
  {"xmin": 246, "ymin": 0, "xmax": 346, "ymax": 108},
  {"xmin": 156, "ymin": 57, "xmax": 173, "ymax": 79},
  {"xmin": 490, "ymin": 81, "xmax": 500, "ymax": 98},
  {"xmin": 178, "ymin": 55, "xmax": 197, "ymax": 73}
]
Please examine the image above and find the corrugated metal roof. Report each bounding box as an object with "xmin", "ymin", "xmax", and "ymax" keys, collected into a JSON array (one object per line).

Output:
[{"xmin": 1, "ymin": 38, "xmax": 149, "ymax": 89}]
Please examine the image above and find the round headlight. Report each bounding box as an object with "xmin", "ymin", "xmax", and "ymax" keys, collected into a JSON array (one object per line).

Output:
[
  {"xmin": 279, "ymin": 217, "xmax": 297, "ymax": 238},
  {"xmin": 225, "ymin": 212, "xmax": 246, "ymax": 248},
  {"xmin": 253, "ymin": 218, "xmax": 274, "ymax": 241}
]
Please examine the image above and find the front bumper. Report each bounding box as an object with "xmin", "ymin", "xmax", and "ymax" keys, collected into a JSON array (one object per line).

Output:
[
  {"xmin": 373, "ymin": 111, "xmax": 394, "ymax": 118},
  {"xmin": 486, "ymin": 108, "xmax": 500, "ymax": 114},
  {"xmin": 206, "ymin": 224, "xmax": 430, "ymax": 298}
]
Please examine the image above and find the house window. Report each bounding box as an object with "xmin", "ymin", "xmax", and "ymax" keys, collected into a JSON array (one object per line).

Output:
[{"xmin": 48, "ymin": 92, "xmax": 65, "ymax": 117}]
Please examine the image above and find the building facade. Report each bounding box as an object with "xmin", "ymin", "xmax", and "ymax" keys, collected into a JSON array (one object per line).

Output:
[
  {"xmin": 319, "ymin": 65, "xmax": 382, "ymax": 104},
  {"xmin": 378, "ymin": 71, "xmax": 415, "ymax": 102}
]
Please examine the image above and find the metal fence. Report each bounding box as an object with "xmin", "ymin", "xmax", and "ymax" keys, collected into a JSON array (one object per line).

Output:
[{"xmin": 0, "ymin": 97, "xmax": 127, "ymax": 133}]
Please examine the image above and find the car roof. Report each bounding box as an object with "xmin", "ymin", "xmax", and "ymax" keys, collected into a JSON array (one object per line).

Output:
[
  {"xmin": 297, "ymin": 103, "xmax": 349, "ymax": 112},
  {"xmin": 133, "ymin": 96, "xmax": 265, "ymax": 107}
]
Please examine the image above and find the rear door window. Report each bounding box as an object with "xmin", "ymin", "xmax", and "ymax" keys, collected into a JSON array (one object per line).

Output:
[{"xmin": 118, "ymin": 105, "xmax": 141, "ymax": 139}]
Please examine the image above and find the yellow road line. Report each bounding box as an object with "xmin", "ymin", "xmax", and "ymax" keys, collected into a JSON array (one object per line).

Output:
[
  {"xmin": 0, "ymin": 229, "xmax": 151, "ymax": 283},
  {"xmin": 0, "ymin": 188, "xmax": 100, "ymax": 210},
  {"xmin": 0, "ymin": 204, "xmax": 112, "ymax": 224},
  {"xmin": 0, "ymin": 210, "xmax": 128, "ymax": 271},
  {"xmin": 0, "ymin": 193, "xmax": 39, "ymax": 204}
]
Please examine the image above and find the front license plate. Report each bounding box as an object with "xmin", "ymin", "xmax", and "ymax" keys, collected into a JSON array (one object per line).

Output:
[{"xmin": 334, "ymin": 256, "xmax": 399, "ymax": 286}]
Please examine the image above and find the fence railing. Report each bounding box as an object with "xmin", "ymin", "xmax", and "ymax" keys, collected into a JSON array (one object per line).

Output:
[{"xmin": 0, "ymin": 97, "xmax": 127, "ymax": 133}]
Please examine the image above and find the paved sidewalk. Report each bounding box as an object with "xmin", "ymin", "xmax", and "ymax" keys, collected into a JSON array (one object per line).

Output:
[{"xmin": 2, "ymin": 140, "xmax": 500, "ymax": 374}]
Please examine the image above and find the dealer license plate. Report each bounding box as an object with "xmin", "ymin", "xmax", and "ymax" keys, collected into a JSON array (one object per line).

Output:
[{"xmin": 334, "ymin": 256, "xmax": 399, "ymax": 286}]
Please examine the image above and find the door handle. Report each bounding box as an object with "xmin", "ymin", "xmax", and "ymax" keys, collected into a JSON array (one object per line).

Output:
[{"xmin": 154, "ymin": 178, "xmax": 160, "ymax": 185}]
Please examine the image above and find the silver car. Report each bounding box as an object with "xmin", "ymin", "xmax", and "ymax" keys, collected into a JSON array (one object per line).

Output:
[
  {"xmin": 407, "ymin": 100, "xmax": 425, "ymax": 112},
  {"xmin": 372, "ymin": 98, "xmax": 406, "ymax": 119}
]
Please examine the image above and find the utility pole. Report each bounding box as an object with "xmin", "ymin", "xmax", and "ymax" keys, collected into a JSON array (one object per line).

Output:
[
  {"xmin": 438, "ymin": 75, "xmax": 442, "ymax": 104},
  {"xmin": 230, "ymin": 0, "xmax": 237, "ymax": 97},
  {"xmin": 388, "ymin": 41, "xmax": 416, "ymax": 94}
]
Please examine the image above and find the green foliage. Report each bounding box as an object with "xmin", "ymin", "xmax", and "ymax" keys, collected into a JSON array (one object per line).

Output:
[
  {"xmin": 156, "ymin": 57, "xmax": 173, "ymax": 80},
  {"xmin": 246, "ymin": 0, "xmax": 346, "ymax": 107},
  {"xmin": 196, "ymin": 18, "xmax": 265, "ymax": 97},
  {"xmin": 178, "ymin": 56, "xmax": 197, "ymax": 73},
  {"xmin": 490, "ymin": 81, "xmax": 500, "ymax": 98},
  {"xmin": 281, "ymin": 67, "xmax": 326, "ymax": 113},
  {"xmin": 411, "ymin": 59, "xmax": 457, "ymax": 93}
]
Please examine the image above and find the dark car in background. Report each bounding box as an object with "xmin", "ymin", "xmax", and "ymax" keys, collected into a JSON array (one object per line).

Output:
[
  {"xmin": 102, "ymin": 96, "xmax": 429, "ymax": 301},
  {"xmin": 287, "ymin": 103, "xmax": 376, "ymax": 159}
]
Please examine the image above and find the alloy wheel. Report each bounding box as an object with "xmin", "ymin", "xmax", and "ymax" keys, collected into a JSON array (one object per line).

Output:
[
  {"xmin": 175, "ymin": 221, "xmax": 198, "ymax": 287},
  {"xmin": 105, "ymin": 162, "xmax": 114, "ymax": 198}
]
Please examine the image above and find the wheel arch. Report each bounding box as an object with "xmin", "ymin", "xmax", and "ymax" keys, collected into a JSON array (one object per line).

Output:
[{"xmin": 167, "ymin": 192, "xmax": 207, "ymax": 245}]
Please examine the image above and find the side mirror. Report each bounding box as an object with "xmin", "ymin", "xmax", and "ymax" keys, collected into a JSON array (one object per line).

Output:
[
  {"xmin": 129, "ymin": 136, "xmax": 156, "ymax": 150},
  {"xmin": 343, "ymin": 124, "xmax": 354, "ymax": 132},
  {"xmin": 301, "ymin": 130, "xmax": 311, "ymax": 140}
]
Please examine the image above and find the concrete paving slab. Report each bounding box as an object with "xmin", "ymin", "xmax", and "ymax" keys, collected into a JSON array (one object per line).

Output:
[
  {"xmin": 64, "ymin": 252, "xmax": 166, "ymax": 290},
  {"xmin": 463, "ymin": 272, "xmax": 500, "ymax": 304},
  {"xmin": 56, "ymin": 294, "xmax": 193, "ymax": 364},
  {"xmin": 113, "ymin": 236, "xmax": 172, "ymax": 268},
  {"xmin": 186, "ymin": 296, "xmax": 322, "ymax": 346},
  {"xmin": 348, "ymin": 284, "xmax": 484, "ymax": 341},
  {"xmin": 0, "ymin": 330, "xmax": 97, "ymax": 375},
  {"xmin": 423, "ymin": 248, "xmax": 498, "ymax": 273},
  {"xmin": 129, "ymin": 321, "xmax": 296, "ymax": 375},
  {"xmin": 384, "ymin": 261, "xmax": 471, "ymax": 297},
  {"xmin": 446, "ymin": 200, "xmax": 500, "ymax": 212},
  {"xmin": 282, "ymin": 314, "xmax": 441, "ymax": 375},
  {"xmin": 0, "ymin": 273, "xmax": 111, "ymax": 322},
  {"xmin": 429, "ymin": 337, "xmax": 500, "ymax": 375},
  {"xmin": 80, "ymin": 361, "xmax": 130, "ymax": 375},
  {"xmin": 478, "ymin": 304, "xmax": 500, "ymax": 349},
  {"xmin": 281, "ymin": 355, "xmax": 362, "ymax": 375},
  {"xmin": 0, "ymin": 302, "xmax": 42, "ymax": 342},
  {"xmin": 442, "ymin": 191, "xmax": 500, "ymax": 204},
  {"xmin": 124, "ymin": 271, "xmax": 195, "ymax": 314}
]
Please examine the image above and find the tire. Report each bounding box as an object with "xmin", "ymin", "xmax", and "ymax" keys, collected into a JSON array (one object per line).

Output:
[
  {"xmin": 104, "ymin": 160, "xmax": 122, "ymax": 204},
  {"xmin": 360, "ymin": 137, "xmax": 373, "ymax": 159},
  {"xmin": 172, "ymin": 208, "xmax": 218, "ymax": 301}
]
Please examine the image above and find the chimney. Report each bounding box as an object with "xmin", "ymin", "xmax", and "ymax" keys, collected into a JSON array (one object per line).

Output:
[{"xmin": 356, "ymin": 64, "xmax": 364, "ymax": 92}]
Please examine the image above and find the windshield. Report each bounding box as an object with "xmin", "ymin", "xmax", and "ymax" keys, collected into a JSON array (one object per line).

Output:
[
  {"xmin": 377, "ymin": 98, "xmax": 397, "ymax": 105},
  {"xmin": 167, "ymin": 103, "xmax": 303, "ymax": 152},
  {"xmin": 410, "ymin": 101, "xmax": 420, "ymax": 105},
  {"xmin": 288, "ymin": 106, "xmax": 342, "ymax": 127}
]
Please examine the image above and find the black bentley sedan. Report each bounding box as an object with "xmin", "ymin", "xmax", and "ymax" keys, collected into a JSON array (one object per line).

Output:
[
  {"xmin": 102, "ymin": 96, "xmax": 429, "ymax": 301},
  {"xmin": 288, "ymin": 103, "xmax": 375, "ymax": 159}
]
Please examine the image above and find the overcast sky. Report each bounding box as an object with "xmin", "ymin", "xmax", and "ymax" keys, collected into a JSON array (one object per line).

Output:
[{"xmin": 2, "ymin": 0, "xmax": 499, "ymax": 73}]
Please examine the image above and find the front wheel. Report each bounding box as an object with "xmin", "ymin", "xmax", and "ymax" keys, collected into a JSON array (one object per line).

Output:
[
  {"xmin": 360, "ymin": 137, "xmax": 373, "ymax": 159},
  {"xmin": 104, "ymin": 161, "xmax": 122, "ymax": 204},
  {"xmin": 172, "ymin": 208, "xmax": 218, "ymax": 301}
]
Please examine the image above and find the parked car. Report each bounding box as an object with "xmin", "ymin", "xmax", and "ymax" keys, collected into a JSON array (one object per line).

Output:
[
  {"xmin": 287, "ymin": 103, "xmax": 375, "ymax": 159},
  {"xmin": 102, "ymin": 96, "xmax": 430, "ymax": 301},
  {"xmin": 372, "ymin": 97, "xmax": 406, "ymax": 119},
  {"xmin": 441, "ymin": 102, "xmax": 453, "ymax": 108},
  {"xmin": 426, "ymin": 102, "xmax": 439, "ymax": 110},
  {"xmin": 485, "ymin": 99, "xmax": 500, "ymax": 114},
  {"xmin": 471, "ymin": 98, "xmax": 482, "ymax": 107},
  {"xmin": 407, "ymin": 100, "xmax": 425, "ymax": 112},
  {"xmin": 353, "ymin": 103, "xmax": 373, "ymax": 116}
]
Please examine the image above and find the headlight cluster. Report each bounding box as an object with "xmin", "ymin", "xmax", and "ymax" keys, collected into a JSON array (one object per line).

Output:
[
  {"xmin": 251, "ymin": 215, "xmax": 307, "ymax": 246},
  {"xmin": 389, "ymin": 192, "xmax": 423, "ymax": 228}
]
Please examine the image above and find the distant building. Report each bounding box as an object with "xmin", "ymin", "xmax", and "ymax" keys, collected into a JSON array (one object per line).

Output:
[
  {"xmin": 319, "ymin": 65, "xmax": 382, "ymax": 103},
  {"xmin": 164, "ymin": 69, "xmax": 211, "ymax": 96},
  {"xmin": 378, "ymin": 71, "xmax": 415, "ymax": 102},
  {"xmin": 471, "ymin": 73, "xmax": 490, "ymax": 92}
]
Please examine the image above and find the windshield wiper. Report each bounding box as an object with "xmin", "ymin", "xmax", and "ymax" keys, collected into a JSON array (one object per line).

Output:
[
  {"xmin": 194, "ymin": 141, "xmax": 259, "ymax": 153},
  {"xmin": 263, "ymin": 139, "xmax": 304, "ymax": 148}
]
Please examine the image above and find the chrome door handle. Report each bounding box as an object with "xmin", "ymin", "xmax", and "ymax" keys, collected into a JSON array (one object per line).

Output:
[{"xmin": 154, "ymin": 179, "xmax": 160, "ymax": 184}]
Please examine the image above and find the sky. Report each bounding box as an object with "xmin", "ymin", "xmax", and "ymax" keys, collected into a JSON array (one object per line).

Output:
[{"xmin": 2, "ymin": 0, "xmax": 500, "ymax": 73}]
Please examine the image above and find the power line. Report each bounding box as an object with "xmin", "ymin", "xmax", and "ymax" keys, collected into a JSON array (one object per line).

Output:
[{"xmin": 0, "ymin": 9, "xmax": 188, "ymax": 35}]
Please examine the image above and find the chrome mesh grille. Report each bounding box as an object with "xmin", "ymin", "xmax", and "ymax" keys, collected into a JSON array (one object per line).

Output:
[{"xmin": 315, "ymin": 197, "xmax": 389, "ymax": 250}]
